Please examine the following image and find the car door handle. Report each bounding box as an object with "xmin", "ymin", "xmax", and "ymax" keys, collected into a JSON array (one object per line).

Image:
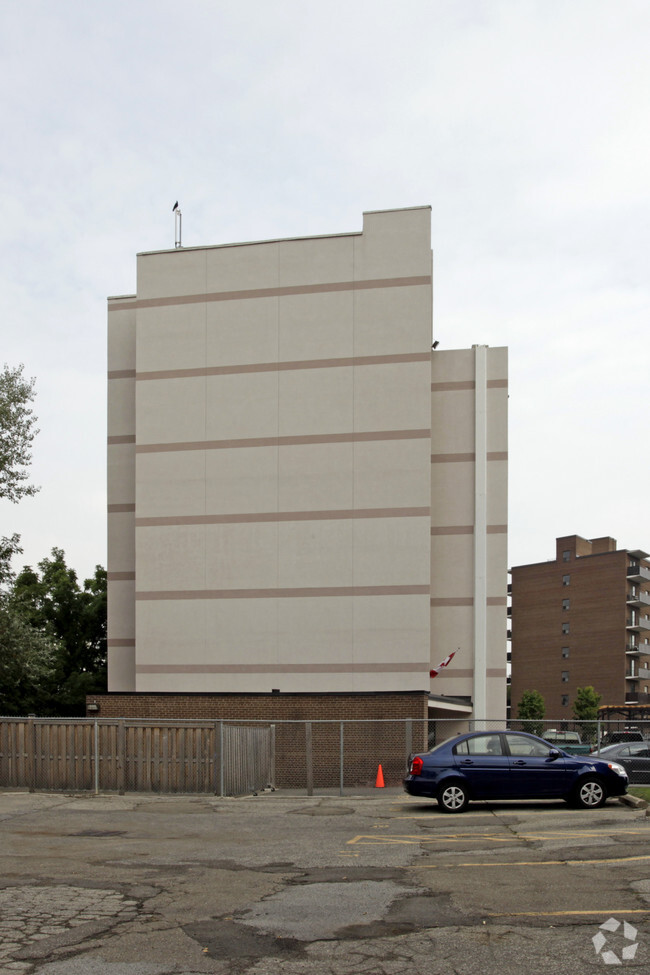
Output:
[
  {"xmin": 460, "ymin": 759, "xmax": 474, "ymax": 765},
  {"xmin": 513, "ymin": 760, "xmax": 527, "ymax": 766}
]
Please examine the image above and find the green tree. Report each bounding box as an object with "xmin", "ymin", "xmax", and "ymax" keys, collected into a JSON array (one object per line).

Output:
[
  {"xmin": 572, "ymin": 686, "xmax": 601, "ymax": 720},
  {"xmin": 516, "ymin": 689, "xmax": 545, "ymax": 736},
  {"xmin": 0, "ymin": 363, "xmax": 39, "ymax": 503},
  {"xmin": 0, "ymin": 600, "xmax": 57, "ymax": 715},
  {"xmin": 11, "ymin": 549, "xmax": 107, "ymax": 715},
  {"xmin": 0, "ymin": 538, "xmax": 59, "ymax": 715},
  {"xmin": 572, "ymin": 686, "xmax": 601, "ymax": 744}
]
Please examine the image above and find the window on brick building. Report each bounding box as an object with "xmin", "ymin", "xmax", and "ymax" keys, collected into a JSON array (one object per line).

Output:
[
  {"xmin": 561, "ymin": 671, "xmax": 569, "ymax": 682},
  {"xmin": 562, "ymin": 550, "xmax": 571, "ymax": 562},
  {"xmin": 562, "ymin": 622, "xmax": 570, "ymax": 634},
  {"xmin": 562, "ymin": 647, "xmax": 570, "ymax": 658},
  {"xmin": 562, "ymin": 574, "xmax": 570, "ymax": 586},
  {"xmin": 562, "ymin": 695, "xmax": 569, "ymax": 706},
  {"xmin": 562, "ymin": 598, "xmax": 570, "ymax": 611}
]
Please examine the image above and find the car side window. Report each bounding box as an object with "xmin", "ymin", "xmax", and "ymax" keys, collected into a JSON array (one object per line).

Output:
[
  {"xmin": 617, "ymin": 746, "xmax": 631, "ymax": 757},
  {"xmin": 506, "ymin": 735, "xmax": 553, "ymax": 758},
  {"xmin": 628, "ymin": 743, "xmax": 649, "ymax": 757},
  {"xmin": 456, "ymin": 734, "xmax": 504, "ymax": 756}
]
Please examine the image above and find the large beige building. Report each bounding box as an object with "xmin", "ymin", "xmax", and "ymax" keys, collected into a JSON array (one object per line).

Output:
[{"xmin": 106, "ymin": 206, "xmax": 508, "ymax": 722}]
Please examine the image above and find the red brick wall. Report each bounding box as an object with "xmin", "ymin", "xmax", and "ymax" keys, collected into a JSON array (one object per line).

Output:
[
  {"xmin": 88, "ymin": 691, "xmax": 429, "ymax": 722},
  {"xmin": 511, "ymin": 549, "xmax": 628, "ymax": 716},
  {"xmin": 86, "ymin": 691, "xmax": 430, "ymax": 788}
]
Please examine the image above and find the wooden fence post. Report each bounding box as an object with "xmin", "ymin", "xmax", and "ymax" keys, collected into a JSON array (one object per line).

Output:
[{"xmin": 117, "ymin": 720, "xmax": 126, "ymax": 794}]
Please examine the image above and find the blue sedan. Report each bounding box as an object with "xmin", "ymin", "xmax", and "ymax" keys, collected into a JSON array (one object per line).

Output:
[{"xmin": 404, "ymin": 730, "xmax": 628, "ymax": 813}]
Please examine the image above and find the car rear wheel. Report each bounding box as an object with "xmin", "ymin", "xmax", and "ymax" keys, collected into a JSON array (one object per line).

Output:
[
  {"xmin": 437, "ymin": 782, "xmax": 469, "ymax": 813},
  {"xmin": 573, "ymin": 777, "xmax": 607, "ymax": 809}
]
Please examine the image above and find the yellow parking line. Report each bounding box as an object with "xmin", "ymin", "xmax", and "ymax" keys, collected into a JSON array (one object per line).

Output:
[
  {"xmin": 488, "ymin": 909, "xmax": 650, "ymax": 918},
  {"xmin": 348, "ymin": 829, "xmax": 649, "ymax": 846},
  {"xmin": 411, "ymin": 854, "xmax": 650, "ymax": 868}
]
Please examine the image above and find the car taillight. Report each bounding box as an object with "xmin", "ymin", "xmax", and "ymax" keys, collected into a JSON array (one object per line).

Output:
[{"xmin": 410, "ymin": 756, "xmax": 423, "ymax": 776}]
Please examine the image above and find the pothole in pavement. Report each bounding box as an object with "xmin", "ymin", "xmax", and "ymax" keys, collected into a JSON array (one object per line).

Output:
[
  {"xmin": 0, "ymin": 885, "xmax": 138, "ymax": 971},
  {"xmin": 184, "ymin": 877, "xmax": 465, "ymax": 968}
]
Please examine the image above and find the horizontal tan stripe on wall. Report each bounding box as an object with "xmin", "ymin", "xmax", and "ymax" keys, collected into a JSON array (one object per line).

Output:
[
  {"xmin": 136, "ymin": 584, "xmax": 431, "ymax": 601},
  {"xmin": 435, "ymin": 669, "xmax": 474, "ymax": 678},
  {"xmin": 436, "ymin": 667, "xmax": 506, "ymax": 679},
  {"xmin": 136, "ymin": 506, "xmax": 430, "ymax": 528},
  {"xmin": 430, "ymin": 597, "xmax": 474, "ymax": 607},
  {"xmin": 137, "ymin": 351, "xmax": 431, "ymax": 382},
  {"xmin": 108, "ymin": 435, "xmax": 136, "ymax": 446},
  {"xmin": 109, "ymin": 275, "xmax": 432, "ymax": 312},
  {"xmin": 430, "ymin": 451, "xmax": 508, "ymax": 463},
  {"xmin": 431, "ymin": 452, "xmax": 475, "ymax": 464},
  {"xmin": 107, "ymin": 572, "xmax": 136, "ymax": 581},
  {"xmin": 135, "ymin": 662, "xmax": 426, "ymax": 675},
  {"xmin": 431, "ymin": 379, "xmax": 508, "ymax": 392},
  {"xmin": 108, "ymin": 369, "xmax": 136, "ymax": 380},
  {"xmin": 431, "ymin": 381, "xmax": 475, "ymax": 392},
  {"xmin": 430, "ymin": 597, "xmax": 507, "ymax": 607},
  {"xmin": 137, "ymin": 428, "xmax": 431, "ymax": 454},
  {"xmin": 108, "ymin": 638, "xmax": 136, "ymax": 647},
  {"xmin": 430, "ymin": 525, "xmax": 507, "ymax": 535},
  {"xmin": 108, "ymin": 504, "xmax": 136, "ymax": 514}
]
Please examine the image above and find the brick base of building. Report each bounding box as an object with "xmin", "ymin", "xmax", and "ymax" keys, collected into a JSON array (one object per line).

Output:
[
  {"xmin": 86, "ymin": 691, "xmax": 430, "ymax": 789},
  {"xmin": 87, "ymin": 690, "xmax": 429, "ymax": 722}
]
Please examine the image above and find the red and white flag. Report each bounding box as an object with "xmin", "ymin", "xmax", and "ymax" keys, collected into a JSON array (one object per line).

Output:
[{"xmin": 430, "ymin": 649, "xmax": 458, "ymax": 678}]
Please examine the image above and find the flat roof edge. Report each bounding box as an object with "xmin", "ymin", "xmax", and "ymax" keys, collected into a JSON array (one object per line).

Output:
[{"xmin": 136, "ymin": 205, "xmax": 432, "ymax": 258}]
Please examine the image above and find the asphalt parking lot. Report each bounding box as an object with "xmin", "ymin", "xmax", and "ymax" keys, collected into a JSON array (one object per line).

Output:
[{"xmin": 1, "ymin": 789, "xmax": 650, "ymax": 974}]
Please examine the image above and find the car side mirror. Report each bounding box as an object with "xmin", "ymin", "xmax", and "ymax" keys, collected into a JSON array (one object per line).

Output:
[{"xmin": 548, "ymin": 748, "xmax": 561, "ymax": 760}]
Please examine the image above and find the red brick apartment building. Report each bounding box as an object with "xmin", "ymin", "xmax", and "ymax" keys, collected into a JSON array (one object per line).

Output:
[{"xmin": 510, "ymin": 535, "xmax": 650, "ymax": 716}]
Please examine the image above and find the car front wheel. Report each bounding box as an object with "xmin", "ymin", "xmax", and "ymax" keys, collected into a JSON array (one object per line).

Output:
[
  {"xmin": 573, "ymin": 777, "xmax": 607, "ymax": 809},
  {"xmin": 437, "ymin": 782, "xmax": 469, "ymax": 813}
]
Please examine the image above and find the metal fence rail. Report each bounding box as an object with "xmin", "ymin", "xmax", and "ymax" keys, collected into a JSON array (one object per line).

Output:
[{"xmin": 1, "ymin": 716, "xmax": 649, "ymax": 794}]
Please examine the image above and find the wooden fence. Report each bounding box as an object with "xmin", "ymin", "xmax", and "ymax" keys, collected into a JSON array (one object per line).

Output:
[{"xmin": 0, "ymin": 718, "xmax": 274, "ymax": 795}]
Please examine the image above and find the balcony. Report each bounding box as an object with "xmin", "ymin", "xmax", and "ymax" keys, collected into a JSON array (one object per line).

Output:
[
  {"xmin": 626, "ymin": 616, "xmax": 650, "ymax": 632},
  {"xmin": 627, "ymin": 565, "xmax": 650, "ymax": 583},
  {"xmin": 627, "ymin": 591, "xmax": 650, "ymax": 608},
  {"xmin": 639, "ymin": 667, "xmax": 650, "ymax": 679}
]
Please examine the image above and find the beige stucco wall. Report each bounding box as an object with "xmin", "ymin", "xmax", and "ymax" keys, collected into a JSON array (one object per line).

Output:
[
  {"xmin": 108, "ymin": 207, "xmax": 435, "ymax": 694},
  {"xmin": 429, "ymin": 346, "xmax": 508, "ymax": 719},
  {"xmin": 107, "ymin": 208, "xmax": 508, "ymax": 719},
  {"xmin": 106, "ymin": 298, "xmax": 136, "ymax": 691}
]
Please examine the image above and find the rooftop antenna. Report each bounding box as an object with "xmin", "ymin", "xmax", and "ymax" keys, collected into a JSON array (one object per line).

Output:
[{"xmin": 172, "ymin": 201, "xmax": 182, "ymax": 248}]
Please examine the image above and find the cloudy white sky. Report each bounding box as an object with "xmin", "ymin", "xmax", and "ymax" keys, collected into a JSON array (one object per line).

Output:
[{"xmin": 1, "ymin": 0, "xmax": 649, "ymax": 582}]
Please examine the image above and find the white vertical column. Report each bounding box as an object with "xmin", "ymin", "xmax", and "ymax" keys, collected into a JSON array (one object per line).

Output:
[{"xmin": 473, "ymin": 345, "xmax": 488, "ymax": 724}]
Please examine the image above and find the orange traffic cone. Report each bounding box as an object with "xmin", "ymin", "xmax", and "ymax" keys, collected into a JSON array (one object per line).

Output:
[{"xmin": 375, "ymin": 764, "xmax": 385, "ymax": 788}]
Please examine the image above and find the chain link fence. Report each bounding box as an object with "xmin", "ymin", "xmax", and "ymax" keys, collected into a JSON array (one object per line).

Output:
[{"xmin": 1, "ymin": 716, "xmax": 649, "ymax": 794}]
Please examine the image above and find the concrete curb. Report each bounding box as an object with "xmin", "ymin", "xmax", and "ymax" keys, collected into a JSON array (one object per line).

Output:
[{"xmin": 618, "ymin": 793, "xmax": 649, "ymax": 809}]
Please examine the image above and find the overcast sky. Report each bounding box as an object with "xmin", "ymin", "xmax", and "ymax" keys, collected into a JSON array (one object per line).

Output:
[{"xmin": 1, "ymin": 0, "xmax": 649, "ymax": 582}]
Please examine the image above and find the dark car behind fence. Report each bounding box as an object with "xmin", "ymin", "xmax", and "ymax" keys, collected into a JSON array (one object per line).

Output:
[{"xmin": 1, "ymin": 717, "xmax": 649, "ymax": 795}]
